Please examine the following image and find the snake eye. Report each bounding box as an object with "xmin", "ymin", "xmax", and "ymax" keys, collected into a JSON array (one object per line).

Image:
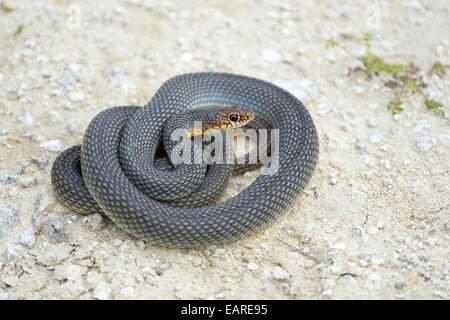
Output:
[{"xmin": 229, "ymin": 114, "xmax": 239, "ymax": 122}]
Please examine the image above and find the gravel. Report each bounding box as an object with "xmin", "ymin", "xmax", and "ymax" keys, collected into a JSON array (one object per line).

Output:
[
  {"xmin": 92, "ymin": 282, "xmax": 112, "ymax": 300},
  {"xmin": 0, "ymin": 201, "xmax": 18, "ymax": 238},
  {"xmin": 17, "ymin": 231, "xmax": 36, "ymax": 249},
  {"xmin": 0, "ymin": 0, "xmax": 448, "ymax": 301},
  {"xmin": 31, "ymin": 154, "xmax": 48, "ymax": 169}
]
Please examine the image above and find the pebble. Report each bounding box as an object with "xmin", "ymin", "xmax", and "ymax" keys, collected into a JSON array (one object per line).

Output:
[
  {"xmin": 352, "ymin": 83, "xmax": 367, "ymax": 94},
  {"xmin": 413, "ymin": 120, "xmax": 430, "ymax": 135},
  {"xmin": 40, "ymin": 139, "xmax": 62, "ymax": 152},
  {"xmin": 366, "ymin": 118, "xmax": 377, "ymax": 128},
  {"xmin": 17, "ymin": 231, "xmax": 36, "ymax": 249},
  {"xmin": 68, "ymin": 91, "xmax": 84, "ymax": 102},
  {"xmin": 1, "ymin": 0, "xmax": 17, "ymax": 11},
  {"xmin": 14, "ymin": 164, "xmax": 24, "ymax": 175},
  {"xmin": 18, "ymin": 176, "xmax": 37, "ymax": 187},
  {"xmin": 0, "ymin": 173, "xmax": 16, "ymax": 184},
  {"xmin": 437, "ymin": 130, "xmax": 450, "ymax": 147},
  {"xmin": 0, "ymin": 201, "xmax": 18, "ymax": 238},
  {"xmin": 328, "ymin": 173, "xmax": 338, "ymax": 185},
  {"xmin": 262, "ymin": 48, "xmax": 282, "ymax": 63},
  {"xmin": 368, "ymin": 131, "xmax": 382, "ymax": 144},
  {"xmin": 0, "ymin": 122, "xmax": 12, "ymax": 134},
  {"xmin": 18, "ymin": 112, "xmax": 33, "ymax": 126},
  {"xmin": 82, "ymin": 213, "xmax": 105, "ymax": 231},
  {"xmin": 355, "ymin": 144, "xmax": 367, "ymax": 153},
  {"xmin": 92, "ymin": 282, "xmax": 112, "ymax": 300},
  {"xmin": 247, "ymin": 262, "xmax": 260, "ymax": 271},
  {"xmin": 34, "ymin": 186, "xmax": 52, "ymax": 213},
  {"xmin": 415, "ymin": 137, "xmax": 436, "ymax": 152},
  {"xmin": 31, "ymin": 154, "xmax": 48, "ymax": 169},
  {"xmin": 57, "ymin": 73, "xmax": 80, "ymax": 87},
  {"xmin": 5, "ymin": 245, "xmax": 16, "ymax": 262},
  {"xmin": 54, "ymin": 263, "xmax": 83, "ymax": 281},
  {"xmin": 271, "ymin": 266, "xmax": 289, "ymax": 280}
]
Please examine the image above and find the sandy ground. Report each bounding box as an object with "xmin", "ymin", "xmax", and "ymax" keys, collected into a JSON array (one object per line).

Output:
[{"xmin": 0, "ymin": 0, "xmax": 449, "ymax": 300}]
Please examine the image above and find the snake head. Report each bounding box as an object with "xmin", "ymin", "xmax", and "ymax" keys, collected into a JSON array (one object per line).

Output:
[
  {"xmin": 211, "ymin": 105, "xmax": 255, "ymax": 130},
  {"xmin": 187, "ymin": 105, "xmax": 255, "ymax": 137}
]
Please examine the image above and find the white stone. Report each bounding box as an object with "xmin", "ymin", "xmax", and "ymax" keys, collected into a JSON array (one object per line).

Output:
[
  {"xmin": 271, "ymin": 266, "xmax": 289, "ymax": 280},
  {"xmin": 40, "ymin": 139, "xmax": 62, "ymax": 152},
  {"xmin": 92, "ymin": 282, "xmax": 112, "ymax": 300},
  {"xmin": 368, "ymin": 132, "xmax": 382, "ymax": 144},
  {"xmin": 413, "ymin": 120, "xmax": 430, "ymax": 135},
  {"xmin": 68, "ymin": 91, "xmax": 84, "ymax": 102},
  {"xmin": 247, "ymin": 262, "xmax": 259, "ymax": 271},
  {"xmin": 18, "ymin": 112, "xmax": 33, "ymax": 126},
  {"xmin": 262, "ymin": 48, "xmax": 282, "ymax": 63},
  {"xmin": 18, "ymin": 176, "xmax": 36, "ymax": 187},
  {"xmin": 415, "ymin": 137, "xmax": 436, "ymax": 152}
]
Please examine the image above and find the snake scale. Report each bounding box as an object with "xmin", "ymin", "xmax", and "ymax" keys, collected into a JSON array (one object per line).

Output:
[{"xmin": 51, "ymin": 72, "xmax": 319, "ymax": 247}]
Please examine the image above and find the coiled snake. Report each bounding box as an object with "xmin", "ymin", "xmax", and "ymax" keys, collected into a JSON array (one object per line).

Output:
[{"xmin": 51, "ymin": 72, "xmax": 319, "ymax": 247}]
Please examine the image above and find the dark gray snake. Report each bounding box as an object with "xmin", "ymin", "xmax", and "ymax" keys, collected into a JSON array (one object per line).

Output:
[{"xmin": 51, "ymin": 72, "xmax": 319, "ymax": 247}]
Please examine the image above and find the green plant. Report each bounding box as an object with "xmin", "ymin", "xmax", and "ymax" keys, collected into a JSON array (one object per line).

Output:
[{"xmin": 325, "ymin": 32, "xmax": 447, "ymax": 117}]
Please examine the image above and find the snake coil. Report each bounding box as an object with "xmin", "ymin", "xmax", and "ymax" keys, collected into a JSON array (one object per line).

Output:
[{"xmin": 51, "ymin": 72, "xmax": 319, "ymax": 247}]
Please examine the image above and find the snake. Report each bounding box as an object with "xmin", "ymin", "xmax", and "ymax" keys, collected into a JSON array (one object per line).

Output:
[{"xmin": 51, "ymin": 72, "xmax": 319, "ymax": 247}]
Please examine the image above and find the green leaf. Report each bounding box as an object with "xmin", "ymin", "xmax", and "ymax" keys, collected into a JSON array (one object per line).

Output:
[
  {"xmin": 406, "ymin": 77, "xmax": 420, "ymax": 92},
  {"xmin": 325, "ymin": 39, "xmax": 339, "ymax": 49},
  {"xmin": 363, "ymin": 32, "xmax": 374, "ymax": 42},
  {"xmin": 16, "ymin": 23, "xmax": 25, "ymax": 34}
]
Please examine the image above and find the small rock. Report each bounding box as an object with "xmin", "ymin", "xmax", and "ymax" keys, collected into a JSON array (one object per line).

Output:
[
  {"xmin": 17, "ymin": 231, "xmax": 36, "ymax": 249},
  {"xmin": 413, "ymin": 120, "xmax": 430, "ymax": 135},
  {"xmin": 366, "ymin": 118, "xmax": 377, "ymax": 128},
  {"xmin": 43, "ymin": 217, "xmax": 67, "ymax": 243},
  {"xmin": 34, "ymin": 243, "xmax": 72, "ymax": 266},
  {"xmin": 92, "ymin": 282, "xmax": 112, "ymax": 300},
  {"xmin": 14, "ymin": 164, "xmax": 24, "ymax": 175},
  {"xmin": 271, "ymin": 266, "xmax": 289, "ymax": 280},
  {"xmin": 435, "ymin": 45, "xmax": 446, "ymax": 56},
  {"xmin": 18, "ymin": 176, "xmax": 37, "ymax": 187},
  {"xmin": 352, "ymin": 83, "xmax": 367, "ymax": 94},
  {"xmin": 247, "ymin": 262, "xmax": 259, "ymax": 271},
  {"xmin": 67, "ymin": 62, "xmax": 81, "ymax": 73},
  {"xmin": 18, "ymin": 112, "xmax": 33, "ymax": 126},
  {"xmin": 5, "ymin": 245, "xmax": 16, "ymax": 262},
  {"xmin": 34, "ymin": 186, "xmax": 52, "ymax": 213},
  {"xmin": 40, "ymin": 139, "xmax": 62, "ymax": 152},
  {"xmin": 82, "ymin": 213, "xmax": 105, "ymax": 231},
  {"xmin": 31, "ymin": 154, "xmax": 48, "ymax": 169},
  {"xmin": 437, "ymin": 130, "xmax": 450, "ymax": 147},
  {"xmin": 415, "ymin": 137, "xmax": 435, "ymax": 152},
  {"xmin": 57, "ymin": 73, "xmax": 80, "ymax": 87},
  {"xmin": 423, "ymin": 87, "xmax": 442, "ymax": 101},
  {"xmin": 330, "ymin": 242, "xmax": 346, "ymax": 250},
  {"xmin": 0, "ymin": 173, "xmax": 16, "ymax": 184},
  {"xmin": 0, "ymin": 201, "xmax": 19, "ymax": 238},
  {"xmin": 328, "ymin": 173, "xmax": 338, "ymax": 185},
  {"xmin": 355, "ymin": 144, "xmax": 367, "ymax": 153},
  {"xmin": 368, "ymin": 131, "xmax": 382, "ymax": 144},
  {"xmin": 54, "ymin": 263, "xmax": 83, "ymax": 281},
  {"xmin": 0, "ymin": 122, "xmax": 12, "ymax": 134},
  {"xmin": 262, "ymin": 48, "xmax": 282, "ymax": 63},
  {"xmin": 1, "ymin": 0, "xmax": 17, "ymax": 11},
  {"xmin": 68, "ymin": 91, "xmax": 84, "ymax": 102}
]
